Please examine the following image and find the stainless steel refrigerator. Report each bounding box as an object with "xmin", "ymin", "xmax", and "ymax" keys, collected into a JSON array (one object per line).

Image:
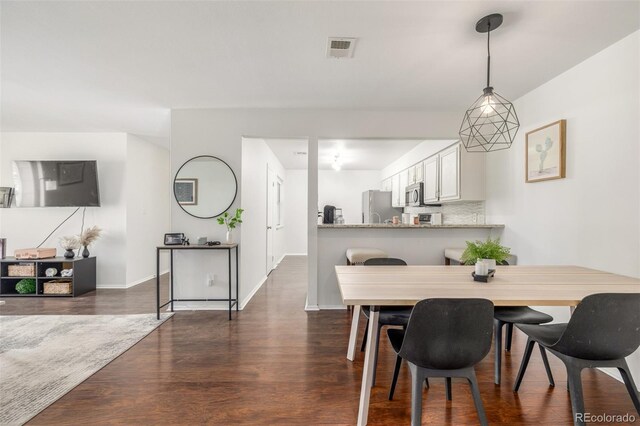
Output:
[{"xmin": 362, "ymin": 190, "xmax": 402, "ymax": 224}]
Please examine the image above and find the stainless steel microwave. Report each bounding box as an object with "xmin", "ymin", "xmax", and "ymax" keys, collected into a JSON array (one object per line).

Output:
[{"xmin": 405, "ymin": 183, "xmax": 423, "ymax": 207}]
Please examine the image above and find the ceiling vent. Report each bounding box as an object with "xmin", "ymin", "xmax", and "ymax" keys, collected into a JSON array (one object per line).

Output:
[{"xmin": 327, "ymin": 37, "xmax": 357, "ymax": 59}]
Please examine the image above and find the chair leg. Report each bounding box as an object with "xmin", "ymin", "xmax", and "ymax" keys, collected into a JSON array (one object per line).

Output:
[
  {"xmin": 372, "ymin": 323, "xmax": 382, "ymax": 386},
  {"xmin": 505, "ymin": 323, "xmax": 514, "ymax": 352},
  {"xmin": 424, "ymin": 377, "xmax": 429, "ymax": 389},
  {"xmin": 467, "ymin": 369, "xmax": 488, "ymax": 426},
  {"xmin": 494, "ymin": 319, "xmax": 504, "ymax": 385},
  {"xmin": 389, "ymin": 355, "xmax": 402, "ymax": 400},
  {"xmin": 445, "ymin": 377, "xmax": 452, "ymax": 401},
  {"xmin": 565, "ymin": 363, "xmax": 585, "ymax": 426},
  {"xmin": 539, "ymin": 345, "xmax": 555, "ymax": 387},
  {"xmin": 513, "ymin": 338, "xmax": 536, "ymax": 392},
  {"xmin": 360, "ymin": 318, "xmax": 369, "ymax": 352},
  {"xmin": 408, "ymin": 363, "xmax": 425, "ymax": 426},
  {"xmin": 618, "ymin": 360, "xmax": 640, "ymax": 415}
]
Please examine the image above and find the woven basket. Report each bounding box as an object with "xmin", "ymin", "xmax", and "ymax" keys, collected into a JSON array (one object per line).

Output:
[
  {"xmin": 8, "ymin": 263, "xmax": 35, "ymax": 277},
  {"xmin": 43, "ymin": 280, "xmax": 72, "ymax": 295}
]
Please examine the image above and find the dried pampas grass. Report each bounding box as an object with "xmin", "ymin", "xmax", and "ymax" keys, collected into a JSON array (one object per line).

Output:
[
  {"xmin": 59, "ymin": 235, "xmax": 80, "ymax": 250},
  {"xmin": 80, "ymin": 226, "xmax": 102, "ymax": 247}
]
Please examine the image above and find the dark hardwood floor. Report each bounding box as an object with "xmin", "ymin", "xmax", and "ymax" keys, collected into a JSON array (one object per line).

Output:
[{"xmin": 1, "ymin": 256, "xmax": 637, "ymax": 425}]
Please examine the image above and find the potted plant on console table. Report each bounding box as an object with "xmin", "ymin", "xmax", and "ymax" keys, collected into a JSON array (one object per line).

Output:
[
  {"xmin": 460, "ymin": 237, "xmax": 511, "ymax": 268},
  {"xmin": 217, "ymin": 208, "xmax": 244, "ymax": 244}
]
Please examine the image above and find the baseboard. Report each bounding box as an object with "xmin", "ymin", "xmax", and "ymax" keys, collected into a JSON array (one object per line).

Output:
[
  {"xmin": 598, "ymin": 367, "xmax": 623, "ymax": 383},
  {"xmin": 274, "ymin": 254, "xmax": 286, "ymax": 268},
  {"xmin": 318, "ymin": 304, "xmax": 347, "ymax": 310},
  {"xmin": 240, "ymin": 275, "xmax": 268, "ymax": 309},
  {"xmin": 304, "ymin": 295, "xmax": 319, "ymax": 311},
  {"xmin": 96, "ymin": 283, "xmax": 128, "ymax": 289},
  {"xmin": 284, "ymin": 253, "xmax": 307, "ymax": 256}
]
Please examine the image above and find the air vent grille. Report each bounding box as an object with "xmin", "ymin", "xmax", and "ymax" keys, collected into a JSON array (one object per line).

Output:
[
  {"xmin": 327, "ymin": 37, "xmax": 356, "ymax": 59},
  {"xmin": 330, "ymin": 40, "xmax": 351, "ymax": 50}
]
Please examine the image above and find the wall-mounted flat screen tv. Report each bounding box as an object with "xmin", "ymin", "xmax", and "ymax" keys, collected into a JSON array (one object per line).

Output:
[{"xmin": 12, "ymin": 160, "xmax": 101, "ymax": 207}]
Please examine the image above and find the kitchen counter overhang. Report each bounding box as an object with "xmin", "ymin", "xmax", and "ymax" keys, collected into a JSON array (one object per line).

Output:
[{"xmin": 318, "ymin": 223, "xmax": 504, "ymax": 229}]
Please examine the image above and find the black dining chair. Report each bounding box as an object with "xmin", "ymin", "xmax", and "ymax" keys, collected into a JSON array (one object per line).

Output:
[
  {"xmin": 513, "ymin": 293, "xmax": 640, "ymax": 426},
  {"xmin": 494, "ymin": 306, "xmax": 555, "ymax": 386},
  {"xmin": 491, "ymin": 260, "xmax": 555, "ymax": 386},
  {"xmin": 387, "ymin": 298, "xmax": 493, "ymax": 426},
  {"xmin": 360, "ymin": 257, "xmax": 411, "ymax": 386}
]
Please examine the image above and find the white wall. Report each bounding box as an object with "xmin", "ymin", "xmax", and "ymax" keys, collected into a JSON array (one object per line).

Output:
[
  {"xmin": 170, "ymin": 108, "xmax": 462, "ymax": 309},
  {"xmin": 318, "ymin": 170, "xmax": 381, "ymax": 224},
  {"xmin": 125, "ymin": 135, "xmax": 171, "ymax": 286},
  {"xmin": 486, "ymin": 31, "xmax": 640, "ymax": 381},
  {"xmin": 0, "ymin": 133, "xmax": 128, "ymax": 287},
  {"xmin": 284, "ymin": 169, "xmax": 307, "ymax": 255},
  {"xmin": 381, "ymin": 139, "xmax": 458, "ymax": 180}
]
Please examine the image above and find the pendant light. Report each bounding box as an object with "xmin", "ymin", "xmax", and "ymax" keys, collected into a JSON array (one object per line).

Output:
[{"xmin": 459, "ymin": 13, "xmax": 520, "ymax": 152}]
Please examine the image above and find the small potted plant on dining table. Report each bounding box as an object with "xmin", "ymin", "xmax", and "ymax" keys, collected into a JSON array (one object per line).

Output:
[
  {"xmin": 460, "ymin": 237, "xmax": 511, "ymax": 269},
  {"xmin": 217, "ymin": 208, "xmax": 244, "ymax": 244}
]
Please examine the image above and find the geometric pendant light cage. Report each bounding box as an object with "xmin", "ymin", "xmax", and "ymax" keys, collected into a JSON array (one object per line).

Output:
[
  {"xmin": 459, "ymin": 88, "xmax": 520, "ymax": 152},
  {"xmin": 459, "ymin": 13, "xmax": 520, "ymax": 152}
]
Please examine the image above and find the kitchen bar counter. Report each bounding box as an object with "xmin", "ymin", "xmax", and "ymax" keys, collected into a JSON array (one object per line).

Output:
[
  {"xmin": 314, "ymin": 222, "xmax": 505, "ymax": 309},
  {"xmin": 318, "ymin": 223, "xmax": 504, "ymax": 229}
]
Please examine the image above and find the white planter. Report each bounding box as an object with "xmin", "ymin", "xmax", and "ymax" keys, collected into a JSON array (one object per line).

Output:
[{"xmin": 482, "ymin": 259, "xmax": 497, "ymax": 269}]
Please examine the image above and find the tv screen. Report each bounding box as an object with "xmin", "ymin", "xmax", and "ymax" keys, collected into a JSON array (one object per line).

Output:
[{"xmin": 12, "ymin": 160, "xmax": 101, "ymax": 207}]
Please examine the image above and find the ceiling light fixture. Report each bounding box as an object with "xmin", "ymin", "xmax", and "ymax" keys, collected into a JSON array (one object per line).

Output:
[{"xmin": 459, "ymin": 13, "xmax": 520, "ymax": 152}]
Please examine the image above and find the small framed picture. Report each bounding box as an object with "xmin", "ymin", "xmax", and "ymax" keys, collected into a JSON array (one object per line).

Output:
[
  {"xmin": 164, "ymin": 233, "xmax": 185, "ymax": 246},
  {"xmin": 526, "ymin": 119, "xmax": 566, "ymax": 183},
  {"xmin": 174, "ymin": 178, "xmax": 198, "ymax": 205}
]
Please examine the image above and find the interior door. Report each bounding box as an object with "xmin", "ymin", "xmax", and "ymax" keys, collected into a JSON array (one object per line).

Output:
[
  {"xmin": 423, "ymin": 156, "xmax": 439, "ymax": 202},
  {"xmin": 266, "ymin": 166, "xmax": 276, "ymax": 274}
]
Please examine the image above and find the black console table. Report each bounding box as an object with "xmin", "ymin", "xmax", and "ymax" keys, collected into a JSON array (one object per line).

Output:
[
  {"xmin": 156, "ymin": 244, "xmax": 239, "ymax": 320},
  {"xmin": 0, "ymin": 256, "xmax": 96, "ymax": 297}
]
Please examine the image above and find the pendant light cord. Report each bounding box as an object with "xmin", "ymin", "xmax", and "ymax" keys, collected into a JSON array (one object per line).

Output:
[{"xmin": 486, "ymin": 22, "xmax": 491, "ymax": 88}]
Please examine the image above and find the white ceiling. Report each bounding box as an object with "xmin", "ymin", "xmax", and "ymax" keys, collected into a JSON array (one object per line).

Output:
[
  {"xmin": 264, "ymin": 138, "xmax": 425, "ymax": 170},
  {"xmin": 2, "ymin": 1, "xmax": 639, "ymax": 142}
]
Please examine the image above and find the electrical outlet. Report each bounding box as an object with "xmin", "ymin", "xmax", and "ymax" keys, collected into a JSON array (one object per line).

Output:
[
  {"xmin": 472, "ymin": 213, "xmax": 478, "ymax": 223},
  {"xmin": 206, "ymin": 274, "xmax": 215, "ymax": 287}
]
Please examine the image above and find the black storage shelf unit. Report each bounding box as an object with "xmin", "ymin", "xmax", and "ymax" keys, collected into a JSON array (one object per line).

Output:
[{"xmin": 0, "ymin": 256, "xmax": 96, "ymax": 297}]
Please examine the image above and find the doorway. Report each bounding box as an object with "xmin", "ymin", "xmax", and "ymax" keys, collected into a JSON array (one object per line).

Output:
[{"xmin": 266, "ymin": 165, "xmax": 276, "ymax": 274}]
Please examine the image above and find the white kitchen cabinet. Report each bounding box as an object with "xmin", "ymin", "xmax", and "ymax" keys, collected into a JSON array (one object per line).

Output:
[
  {"xmin": 399, "ymin": 170, "xmax": 408, "ymax": 206},
  {"xmin": 423, "ymin": 156, "xmax": 439, "ymax": 203},
  {"xmin": 381, "ymin": 177, "xmax": 392, "ymax": 192},
  {"xmin": 407, "ymin": 166, "xmax": 416, "ymax": 185},
  {"xmin": 439, "ymin": 144, "xmax": 460, "ymax": 201},
  {"xmin": 391, "ymin": 174, "xmax": 402, "ymax": 207},
  {"xmin": 415, "ymin": 162, "xmax": 424, "ymax": 183}
]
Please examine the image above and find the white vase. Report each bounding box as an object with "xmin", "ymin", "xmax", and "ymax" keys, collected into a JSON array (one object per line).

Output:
[{"xmin": 226, "ymin": 230, "xmax": 233, "ymax": 244}]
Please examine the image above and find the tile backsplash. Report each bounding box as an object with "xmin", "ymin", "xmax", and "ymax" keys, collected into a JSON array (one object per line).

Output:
[{"xmin": 404, "ymin": 201, "xmax": 485, "ymax": 225}]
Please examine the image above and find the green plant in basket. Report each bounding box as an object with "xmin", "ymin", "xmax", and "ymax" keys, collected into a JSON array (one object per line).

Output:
[
  {"xmin": 460, "ymin": 238, "xmax": 511, "ymax": 265},
  {"xmin": 16, "ymin": 278, "xmax": 36, "ymax": 294}
]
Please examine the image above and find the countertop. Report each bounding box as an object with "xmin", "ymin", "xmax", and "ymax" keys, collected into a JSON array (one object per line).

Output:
[{"xmin": 317, "ymin": 223, "xmax": 504, "ymax": 229}]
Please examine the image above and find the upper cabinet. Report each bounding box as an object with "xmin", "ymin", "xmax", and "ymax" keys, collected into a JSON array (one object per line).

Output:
[
  {"xmin": 439, "ymin": 144, "xmax": 460, "ymax": 201},
  {"xmin": 381, "ymin": 177, "xmax": 392, "ymax": 192},
  {"xmin": 382, "ymin": 141, "xmax": 485, "ymax": 205},
  {"xmin": 430, "ymin": 142, "xmax": 485, "ymax": 203},
  {"xmin": 423, "ymin": 156, "xmax": 439, "ymax": 203}
]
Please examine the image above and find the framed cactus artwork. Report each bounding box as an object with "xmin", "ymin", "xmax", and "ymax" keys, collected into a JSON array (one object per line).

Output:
[{"xmin": 526, "ymin": 119, "xmax": 566, "ymax": 183}]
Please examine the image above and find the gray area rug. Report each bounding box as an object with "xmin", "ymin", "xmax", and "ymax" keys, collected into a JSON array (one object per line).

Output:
[{"xmin": 0, "ymin": 313, "xmax": 172, "ymax": 425}]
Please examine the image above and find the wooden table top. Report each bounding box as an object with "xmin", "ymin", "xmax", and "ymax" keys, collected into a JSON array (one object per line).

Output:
[
  {"xmin": 157, "ymin": 243, "xmax": 238, "ymax": 249},
  {"xmin": 335, "ymin": 265, "xmax": 640, "ymax": 307}
]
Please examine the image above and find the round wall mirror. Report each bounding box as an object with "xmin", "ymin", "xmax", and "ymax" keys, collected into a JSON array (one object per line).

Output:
[{"xmin": 173, "ymin": 155, "xmax": 237, "ymax": 219}]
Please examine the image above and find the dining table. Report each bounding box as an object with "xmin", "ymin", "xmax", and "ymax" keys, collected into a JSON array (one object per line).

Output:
[{"xmin": 336, "ymin": 264, "xmax": 640, "ymax": 426}]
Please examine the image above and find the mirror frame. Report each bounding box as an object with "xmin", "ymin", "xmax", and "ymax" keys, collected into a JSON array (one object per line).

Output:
[{"xmin": 173, "ymin": 155, "xmax": 238, "ymax": 219}]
